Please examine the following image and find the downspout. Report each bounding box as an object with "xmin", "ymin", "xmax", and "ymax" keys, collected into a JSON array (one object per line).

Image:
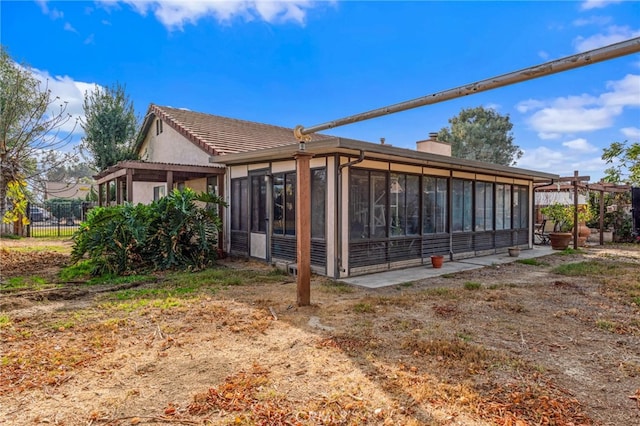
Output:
[{"xmin": 336, "ymin": 150, "xmax": 365, "ymax": 277}]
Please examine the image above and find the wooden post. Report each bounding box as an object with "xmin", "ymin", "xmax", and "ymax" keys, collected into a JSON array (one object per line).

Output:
[
  {"xmin": 295, "ymin": 150, "xmax": 314, "ymax": 306},
  {"xmin": 573, "ymin": 171, "xmax": 579, "ymax": 249},
  {"xmin": 166, "ymin": 170, "xmax": 174, "ymax": 194},
  {"xmin": 556, "ymin": 171, "xmax": 590, "ymax": 249},
  {"xmin": 126, "ymin": 168, "xmax": 133, "ymax": 203},
  {"xmin": 599, "ymin": 189, "xmax": 605, "ymax": 246},
  {"xmin": 116, "ymin": 178, "xmax": 122, "ymax": 205}
]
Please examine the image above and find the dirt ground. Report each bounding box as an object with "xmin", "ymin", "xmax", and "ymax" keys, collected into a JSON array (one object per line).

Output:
[{"xmin": 0, "ymin": 238, "xmax": 639, "ymax": 425}]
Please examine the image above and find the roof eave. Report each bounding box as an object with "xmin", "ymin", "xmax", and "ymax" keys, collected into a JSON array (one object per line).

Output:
[{"xmin": 211, "ymin": 137, "xmax": 558, "ymax": 182}]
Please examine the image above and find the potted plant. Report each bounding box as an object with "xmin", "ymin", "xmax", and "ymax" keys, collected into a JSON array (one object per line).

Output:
[
  {"xmin": 540, "ymin": 203, "xmax": 573, "ymax": 250},
  {"xmin": 576, "ymin": 205, "xmax": 593, "ymax": 246}
]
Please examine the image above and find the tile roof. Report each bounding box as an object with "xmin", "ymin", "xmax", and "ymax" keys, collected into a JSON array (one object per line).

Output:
[{"xmin": 149, "ymin": 104, "xmax": 333, "ymax": 156}]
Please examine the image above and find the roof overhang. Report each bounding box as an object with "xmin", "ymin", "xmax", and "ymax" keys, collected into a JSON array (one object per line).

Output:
[
  {"xmin": 211, "ymin": 137, "xmax": 558, "ymax": 183},
  {"xmin": 94, "ymin": 160, "xmax": 225, "ymax": 185}
]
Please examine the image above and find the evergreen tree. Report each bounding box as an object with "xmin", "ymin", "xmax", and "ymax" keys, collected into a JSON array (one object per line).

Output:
[
  {"xmin": 438, "ymin": 106, "xmax": 523, "ymax": 166},
  {"xmin": 81, "ymin": 82, "xmax": 139, "ymax": 171}
]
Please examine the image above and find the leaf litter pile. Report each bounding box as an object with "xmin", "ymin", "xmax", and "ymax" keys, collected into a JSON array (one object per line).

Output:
[{"xmin": 1, "ymin": 239, "xmax": 639, "ymax": 425}]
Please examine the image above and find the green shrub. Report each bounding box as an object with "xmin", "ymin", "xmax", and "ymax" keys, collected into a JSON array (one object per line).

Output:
[
  {"xmin": 71, "ymin": 189, "xmax": 225, "ymax": 275},
  {"xmin": 464, "ymin": 281, "xmax": 482, "ymax": 290}
]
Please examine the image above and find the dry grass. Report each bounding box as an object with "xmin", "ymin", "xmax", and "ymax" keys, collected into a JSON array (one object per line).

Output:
[{"xmin": 1, "ymin": 241, "xmax": 639, "ymax": 425}]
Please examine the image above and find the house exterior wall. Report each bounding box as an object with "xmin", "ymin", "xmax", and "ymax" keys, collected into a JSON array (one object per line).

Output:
[
  {"xmin": 133, "ymin": 182, "xmax": 162, "ymax": 204},
  {"xmin": 139, "ymin": 118, "xmax": 212, "ymax": 166},
  {"xmin": 186, "ymin": 177, "xmax": 207, "ymax": 193}
]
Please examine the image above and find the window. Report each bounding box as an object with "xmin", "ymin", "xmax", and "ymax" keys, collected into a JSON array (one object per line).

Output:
[
  {"xmin": 311, "ymin": 168, "xmax": 326, "ymax": 239},
  {"xmin": 390, "ymin": 173, "xmax": 420, "ymax": 236},
  {"xmin": 371, "ymin": 172, "xmax": 387, "ymax": 238},
  {"xmin": 423, "ymin": 176, "xmax": 448, "ymax": 233},
  {"xmin": 156, "ymin": 119, "xmax": 163, "ymax": 135},
  {"xmin": 475, "ymin": 181, "xmax": 494, "ymax": 231},
  {"xmin": 513, "ymin": 185, "xmax": 529, "ymax": 229},
  {"xmin": 272, "ymin": 172, "xmax": 296, "ymax": 236},
  {"xmin": 207, "ymin": 176, "xmax": 218, "ymax": 195},
  {"xmin": 452, "ymin": 179, "xmax": 473, "ymax": 232},
  {"xmin": 153, "ymin": 185, "xmax": 165, "ymax": 201},
  {"xmin": 251, "ymin": 174, "xmax": 267, "ymax": 233},
  {"xmin": 496, "ymin": 184, "xmax": 512, "ymax": 230},
  {"xmin": 350, "ymin": 169, "xmax": 370, "ymax": 239},
  {"xmin": 231, "ymin": 178, "xmax": 248, "ymax": 232}
]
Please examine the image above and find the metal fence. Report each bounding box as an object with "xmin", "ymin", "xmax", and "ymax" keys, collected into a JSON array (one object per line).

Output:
[{"xmin": 26, "ymin": 201, "xmax": 96, "ymax": 238}]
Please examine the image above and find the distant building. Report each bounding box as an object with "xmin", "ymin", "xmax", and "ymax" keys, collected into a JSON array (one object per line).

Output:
[{"xmin": 45, "ymin": 181, "xmax": 94, "ymax": 201}]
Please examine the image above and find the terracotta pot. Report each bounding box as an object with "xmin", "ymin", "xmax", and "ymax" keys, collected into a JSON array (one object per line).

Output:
[
  {"xmin": 430, "ymin": 255, "xmax": 444, "ymax": 268},
  {"xmin": 548, "ymin": 232, "xmax": 572, "ymax": 250},
  {"xmin": 578, "ymin": 223, "xmax": 590, "ymax": 247}
]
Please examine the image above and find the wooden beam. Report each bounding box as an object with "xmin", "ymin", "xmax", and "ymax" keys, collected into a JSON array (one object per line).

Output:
[
  {"xmin": 295, "ymin": 150, "xmax": 314, "ymax": 306},
  {"xmin": 573, "ymin": 171, "xmax": 579, "ymax": 249},
  {"xmin": 116, "ymin": 178, "xmax": 122, "ymax": 205},
  {"xmin": 95, "ymin": 167, "xmax": 127, "ymax": 185},
  {"xmin": 599, "ymin": 190, "xmax": 605, "ymax": 246},
  {"xmin": 126, "ymin": 168, "xmax": 133, "ymax": 202},
  {"xmin": 98, "ymin": 182, "xmax": 103, "ymax": 207},
  {"xmin": 166, "ymin": 170, "xmax": 174, "ymax": 193},
  {"xmin": 556, "ymin": 175, "xmax": 590, "ymax": 183}
]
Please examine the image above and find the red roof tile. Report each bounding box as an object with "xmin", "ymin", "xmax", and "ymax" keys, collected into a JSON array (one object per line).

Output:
[{"xmin": 150, "ymin": 104, "xmax": 332, "ymax": 156}]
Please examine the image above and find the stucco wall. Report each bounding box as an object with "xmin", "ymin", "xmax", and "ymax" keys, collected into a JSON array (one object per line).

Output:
[
  {"xmin": 139, "ymin": 118, "xmax": 211, "ymax": 166},
  {"xmin": 133, "ymin": 182, "xmax": 163, "ymax": 204}
]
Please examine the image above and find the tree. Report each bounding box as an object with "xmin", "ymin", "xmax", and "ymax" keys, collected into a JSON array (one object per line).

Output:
[
  {"xmin": 0, "ymin": 46, "xmax": 77, "ymax": 217},
  {"xmin": 81, "ymin": 82, "xmax": 139, "ymax": 172},
  {"xmin": 42, "ymin": 150, "xmax": 95, "ymax": 182},
  {"xmin": 437, "ymin": 106, "xmax": 523, "ymax": 166},
  {"xmin": 602, "ymin": 140, "xmax": 640, "ymax": 185}
]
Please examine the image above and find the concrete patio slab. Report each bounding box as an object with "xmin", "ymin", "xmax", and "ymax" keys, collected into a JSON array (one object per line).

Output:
[{"xmin": 341, "ymin": 245, "xmax": 555, "ymax": 289}]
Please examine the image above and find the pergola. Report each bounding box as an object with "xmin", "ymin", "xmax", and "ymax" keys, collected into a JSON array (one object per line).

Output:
[
  {"xmin": 94, "ymin": 160, "xmax": 225, "ymax": 206},
  {"xmin": 535, "ymin": 171, "xmax": 631, "ymax": 248}
]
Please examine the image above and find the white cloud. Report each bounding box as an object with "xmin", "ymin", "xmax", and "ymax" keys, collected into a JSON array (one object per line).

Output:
[
  {"xmin": 36, "ymin": 0, "xmax": 64, "ymax": 19},
  {"xmin": 518, "ymin": 146, "xmax": 566, "ymax": 172},
  {"xmin": 518, "ymin": 146, "xmax": 607, "ymax": 179},
  {"xmin": 580, "ymin": 0, "xmax": 622, "ymax": 10},
  {"xmin": 519, "ymin": 74, "xmax": 639, "ymax": 138},
  {"xmin": 538, "ymin": 132, "xmax": 562, "ymax": 140},
  {"xmin": 573, "ymin": 15, "xmax": 612, "ymax": 27},
  {"xmin": 573, "ymin": 25, "xmax": 640, "ymax": 52},
  {"xmin": 562, "ymin": 138, "xmax": 598, "ymax": 153},
  {"xmin": 516, "ymin": 99, "xmax": 545, "ymax": 113},
  {"xmin": 567, "ymin": 156, "xmax": 608, "ymax": 178},
  {"xmin": 529, "ymin": 106, "xmax": 616, "ymax": 135},
  {"xmin": 63, "ymin": 22, "xmax": 78, "ymax": 33},
  {"xmin": 28, "ymin": 67, "xmax": 101, "ymax": 134},
  {"xmin": 538, "ymin": 50, "xmax": 550, "ymax": 60},
  {"xmin": 103, "ymin": 0, "xmax": 320, "ymax": 30},
  {"xmin": 601, "ymin": 74, "xmax": 640, "ymax": 107},
  {"xmin": 621, "ymin": 127, "xmax": 640, "ymax": 139}
]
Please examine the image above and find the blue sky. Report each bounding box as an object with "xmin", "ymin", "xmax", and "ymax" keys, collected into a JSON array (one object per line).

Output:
[{"xmin": 2, "ymin": 0, "xmax": 639, "ymax": 181}]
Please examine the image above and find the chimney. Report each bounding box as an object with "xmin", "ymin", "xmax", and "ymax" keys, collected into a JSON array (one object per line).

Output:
[
  {"xmin": 380, "ymin": 137, "xmax": 385, "ymax": 145},
  {"xmin": 416, "ymin": 131, "xmax": 451, "ymax": 156}
]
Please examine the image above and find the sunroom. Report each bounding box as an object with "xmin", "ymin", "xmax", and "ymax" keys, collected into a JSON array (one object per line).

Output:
[{"xmin": 213, "ymin": 137, "xmax": 557, "ymax": 279}]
